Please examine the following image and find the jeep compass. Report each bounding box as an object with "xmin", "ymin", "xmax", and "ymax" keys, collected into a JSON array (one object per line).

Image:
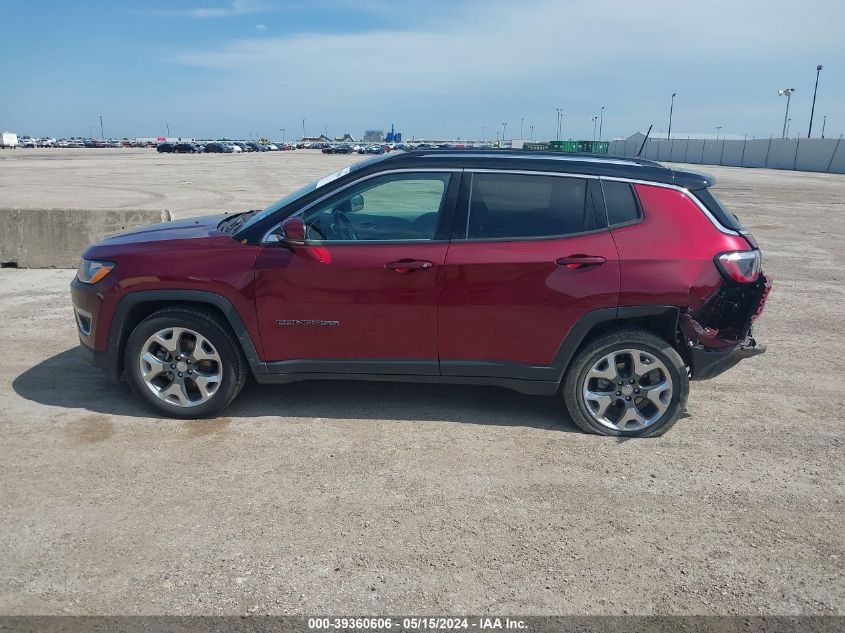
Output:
[{"xmin": 71, "ymin": 150, "xmax": 770, "ymax": 436}]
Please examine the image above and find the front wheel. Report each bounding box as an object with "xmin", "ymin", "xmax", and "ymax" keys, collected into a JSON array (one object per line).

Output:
[
  {"xmin": 562, "ymin": 328, "xmax": 689, "ymax": 437},
  {"xmin": 124, "ymin": 307, "xmax": 246, "ymax": 418}
]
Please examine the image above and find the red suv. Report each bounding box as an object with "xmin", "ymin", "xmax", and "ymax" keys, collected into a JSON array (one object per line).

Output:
[{"xmin": 71, "ymin": 151, "xmax": 770, "ymax": 436}]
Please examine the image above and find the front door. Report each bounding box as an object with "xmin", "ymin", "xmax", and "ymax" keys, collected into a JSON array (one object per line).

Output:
[{"xmin": 255, "ymin": 170, "xmax": 459, "ymax": 373}]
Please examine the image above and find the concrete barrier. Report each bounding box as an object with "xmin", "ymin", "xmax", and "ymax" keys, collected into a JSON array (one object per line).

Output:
[
  {"xmin": 613, "ymin": 135, "xmax": 845, "ymax": 173},
  {"xmin": 0, "ymin": 208, "xmax": 172, "ymax": 268}
]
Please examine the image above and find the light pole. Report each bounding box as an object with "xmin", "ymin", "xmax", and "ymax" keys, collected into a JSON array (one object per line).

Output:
[
  {"xmin": 166, "ymin": 122, "xmax": 170, "ymax": 137},
  {"xmin": 496, "ymin": 131, "xmax": 500, "ymax": 146},
  {"xmin": 281, "ymin": 128, "xmax": 285, "ymax": 143},
  {"xmin": 555, "ymin": 108, "xmax": 563, "ymax": 141},
  {"xmin": 88, "ymin": 125, "xmax": 93, "ymax": 139},
  {"xmin": 715, "ymin": 126, "xmax": 722, "ymax": 140},
  {"xmin": 530, "ymin": 124, "xmax": 534, "ymax": 140},
  {"xmin": 667, "ymin": 93, "xmax": 676, "ymax": 140},
  {"xmin": 808, "ymin": 65, "xmax": 823, "ymax": 138},
  {"xmin": 599, "ymin": 105, "xmax": 605, "ymax": 141},
  {"xmin": 821, "ymin": 115, "xmax": 827, "ymax": 139},
  {"xmin": 481, "ymin": 125, "xmax": 485, "ymax": 142},
  {"xmin": 99, "ymin": 115, "xmax": 104, "ymax": 140},
  {"xmin": 778, "ymin": 89, "xmax": 795, "ymax": 138},
  {"xmin": 591, "ymin": 116, "xmax": 598, "ymax": 142},
  {"xmin": 301, "ymin": 117, "xmax": 305, "ymax": 139},
  {"xmin": 786, "ymin": 118, "xmax": 791, "ymax": 138},
  {"xmin": 520, "ymin": 117, "xmax": 524, "ymax": 139},
  {"xmin": 501, "ymin": 122, "xmax": 507, "ymax": 143}
]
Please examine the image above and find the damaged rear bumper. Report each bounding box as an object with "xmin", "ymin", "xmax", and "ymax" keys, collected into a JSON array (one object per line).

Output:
[
  {"xmin": 688, "ymin": 339, "xmax": 766, "ymax": 380},
  {"xmin": 680, "ymin": 273, "xmax": 771, "ymax": 380}
]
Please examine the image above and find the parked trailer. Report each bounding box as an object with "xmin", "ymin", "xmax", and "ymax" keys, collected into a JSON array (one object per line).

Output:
[{"xmin": 1, "ymin": 132, "xmax": 18, "ymax": 148}]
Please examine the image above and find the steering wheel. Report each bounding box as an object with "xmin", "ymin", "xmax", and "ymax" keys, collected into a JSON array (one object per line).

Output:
[
  {"xmin": 331, "ymin": 208, "xmax": 359, "ymax": 241},
  {"xmin": 306, "ymin": 223, "xmax": 325, "ymax": 240}
]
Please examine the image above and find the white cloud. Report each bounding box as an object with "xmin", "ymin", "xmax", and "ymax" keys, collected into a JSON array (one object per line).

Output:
[
  {"xmin": 255, "ymin": 23, "xmax": 268, "ymax": 31},
  {"xmin": 151, "ymin": 0, "xmax": 268, "ymax": 19},
  {"xmin": 162, "ymin": 0, "xmax": 844, "ymax": 139}
]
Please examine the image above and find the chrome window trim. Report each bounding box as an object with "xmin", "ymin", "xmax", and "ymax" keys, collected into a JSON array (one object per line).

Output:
[
  {"xmin": 261, "ymin": 168, "xmax": 458, "ymax": 244},
  {"xmin": 261, "ymin": 167, "xmax": 740, "ymax": 242},
  {"xmin": 465, "ymin": 168, "xmax": 598, "ymax": 179},
  {"xmin": 462, "ymin": 169, "xmax": 596, "ymax": 242},
  {"xmin": 597, "ymin": 176, "xmax": 740, "ymax": 236}
]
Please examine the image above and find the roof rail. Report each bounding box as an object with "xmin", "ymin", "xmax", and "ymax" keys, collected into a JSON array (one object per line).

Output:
[{"xmin": 405, "ymin": 148, "xmax": 664, "ymax": 168}]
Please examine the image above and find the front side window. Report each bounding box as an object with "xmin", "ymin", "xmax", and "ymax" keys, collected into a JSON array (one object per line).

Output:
[
  {"xmin": 302, "ymin": 173, "xmax": 451, "ymax": 241},
  {"xmin": 467, "ymin": 173, "xmax": 591, "ymax": 240}
]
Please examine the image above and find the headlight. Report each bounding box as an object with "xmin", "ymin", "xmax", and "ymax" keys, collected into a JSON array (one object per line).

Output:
[{"xmin": 77, "ymin": 259, "xmax": 115, "ymax": 284}]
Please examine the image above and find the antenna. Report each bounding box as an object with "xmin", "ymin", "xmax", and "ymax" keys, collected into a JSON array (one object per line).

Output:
[{"xmin": 637, "ymin": 125, "xmax": 653, "ymax": 157}]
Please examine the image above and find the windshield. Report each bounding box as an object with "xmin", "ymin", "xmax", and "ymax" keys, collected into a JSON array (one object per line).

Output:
[
  {"xmin": 234, "ymin": 154, "xmax": 395, "ymax": 234},
  {"xmin": 235, "ymin": 179, "xmax": 320, "ymax": 233}
]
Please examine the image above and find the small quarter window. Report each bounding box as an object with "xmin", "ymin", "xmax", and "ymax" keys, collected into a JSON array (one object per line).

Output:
[{"xmin": 602, "ymin": 181, "xmax": 642, "ymax": 226}]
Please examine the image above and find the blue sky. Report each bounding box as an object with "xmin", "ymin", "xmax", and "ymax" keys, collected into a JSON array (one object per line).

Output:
[{"xmin": 0, "ymin": 0, "xmax": 841, "ymax": 141}]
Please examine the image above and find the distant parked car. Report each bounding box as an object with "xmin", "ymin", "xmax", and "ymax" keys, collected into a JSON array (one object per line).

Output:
[
  {"xmin": 21, "ymin": 138, "xmax": 37, "ymax": 148},
  {"xmin": 227, "ymin": 143, "xmax": 243, "ymax": 153},
  {"xmin": 157, "ymin": 142, "xmax": 177, "ymax": 153},
  {"xmin": 108, "ymin": 140, "xmax": 123, "ymax": 148},
  {"xmin": 365, "ymin": 145, "xmax": 385, "ymax": 154},
  {"xmin": 245, "ymin": 142, "xmax": 266, "ymax": 152},
  {"xmin": 174, "ymin": 142, "xmax": 201, "ymax": 153},
  {"xmin": 205, "ymin": 142, "xmax": 233, "ymax": 153}
]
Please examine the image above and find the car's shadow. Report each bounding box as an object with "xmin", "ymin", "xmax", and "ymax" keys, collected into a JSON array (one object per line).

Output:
[{"xmin": 13, "ymin": 348, "xmax": 578, "ymax": 432}]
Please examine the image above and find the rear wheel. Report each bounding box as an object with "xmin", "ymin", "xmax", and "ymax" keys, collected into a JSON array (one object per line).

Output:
[
  {"xmin": 562, "ymin": 328, "xmax": 688, "ymax": 437},
  {"xmin": 125, "ymin": 307, "xmax": 246, "ymax": 418}
]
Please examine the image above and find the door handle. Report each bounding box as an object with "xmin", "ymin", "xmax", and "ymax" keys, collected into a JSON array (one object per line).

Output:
[
  {"xmin": 555, "ymin": 255, "xmax": 607, "ymax": 269},
  {"xmin": 385, "ymin": 259, "xmax": 434, "ymax": 273}
]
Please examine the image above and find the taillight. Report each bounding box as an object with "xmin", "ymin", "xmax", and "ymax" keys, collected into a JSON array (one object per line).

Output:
[{"xmin": 715, "ymin": 250, "xmax": 761, "ymax": 283}]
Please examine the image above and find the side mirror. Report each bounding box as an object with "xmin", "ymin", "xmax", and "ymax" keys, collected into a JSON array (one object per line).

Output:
[
  {"xmin": 350, "ymin": 194, "xmax": 364, "ymax": 212},
  {"xmin": 280, "ymin": 217, "xmax": 306, "ymax": 245}
]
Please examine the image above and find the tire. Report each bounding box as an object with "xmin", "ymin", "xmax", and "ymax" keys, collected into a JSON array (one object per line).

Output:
[
  {"xmin": 562, "ymin": 328, "xmax": 689, "ymax": 437},
  {"xmin": 124, "ymin": 307, "xmax": 247, "ymax": 419}
]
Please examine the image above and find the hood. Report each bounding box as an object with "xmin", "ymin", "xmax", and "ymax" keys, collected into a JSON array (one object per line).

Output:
[{"xmin": 98, "ymin": 213, "xmax": 229, "ymax": 246}]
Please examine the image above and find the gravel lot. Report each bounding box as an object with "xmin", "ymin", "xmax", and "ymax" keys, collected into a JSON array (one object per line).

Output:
[{"xmin": 0, "ymin": 150, "xmax": 843, "ymax": 615}]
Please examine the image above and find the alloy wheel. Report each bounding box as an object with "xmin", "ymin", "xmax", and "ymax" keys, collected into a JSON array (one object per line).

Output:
[
  {"xmin": 581, "ymin": 348, "xmax": 673, "ymax": 431},
  {"xmin": 138, "ymin": 327, "xmax": 222, "ymax": 408}
]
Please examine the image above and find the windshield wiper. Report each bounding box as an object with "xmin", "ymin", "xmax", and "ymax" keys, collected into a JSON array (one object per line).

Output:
[{"xmin": 219, "ymin": 209, "xmax": 260, "ymax": 234}]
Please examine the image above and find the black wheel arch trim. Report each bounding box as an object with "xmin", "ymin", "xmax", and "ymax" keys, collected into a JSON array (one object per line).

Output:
[
  {"xmin": 108, "ymin": 289, "xmax": 267, "ymax": 380},
  {"xmin": 550, "ymin": 305, "xmax": 680, "ymax": 381}
]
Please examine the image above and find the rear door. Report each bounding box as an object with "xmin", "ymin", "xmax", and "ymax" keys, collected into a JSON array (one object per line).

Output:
[
  {"xmin": 254, "ymin": 170, "xmax": 460, "ymax": 372},
  {"xmin": 438, "ymin": 170, "xmax": 620, "ymax": 378}
]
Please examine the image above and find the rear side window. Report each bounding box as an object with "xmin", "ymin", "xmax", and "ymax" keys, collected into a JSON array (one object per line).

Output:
[
  {"xmin": 694, "ymin": 188, "xmax": 745, "ymax": 231},
  {"xmin": 601, "ymin": 180, "xmax": 642, "ymax": 226},
  {"xmin": 468, "ymin": 173, "xmax": 590, "ymax": 240}
]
